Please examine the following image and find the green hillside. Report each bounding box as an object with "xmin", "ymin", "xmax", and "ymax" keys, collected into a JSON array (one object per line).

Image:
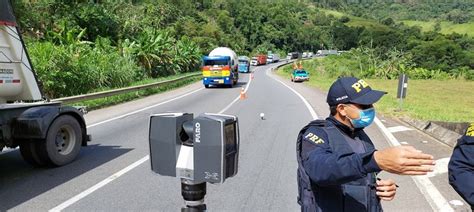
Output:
[
  {"xmin": 319, "ymin": 9, "xmax": 390, "ymax": 31},
  {"xmin": 402, "ymin": 20, "xmax": 474, "ymax": 37}
]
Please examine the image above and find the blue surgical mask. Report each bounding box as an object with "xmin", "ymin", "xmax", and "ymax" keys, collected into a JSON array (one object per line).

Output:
[{"xmin": 350, "ymin": 108, "xmax": 375, "ymax": 128}]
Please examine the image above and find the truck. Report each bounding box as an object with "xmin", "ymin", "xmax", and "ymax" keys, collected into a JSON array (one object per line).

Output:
[
  {"xmin": 0, "ymin": 0, "xmax": 89, "ymax": 166},
  {"xmin": 316, "ymin": 50, "xmax": 339, "ymax": 57},
  {"xmin": 202, "ymin": 47, "xmax": 238, "ymax": 88},
  {"xmin": 267, "ymin": 54, "xmax": 280, "ymax": 63},
  {"xmin": 237, "ymin": 56, "xmax": 250, "ymax": 73},
  {"xmin": 250, "ymin": 55, "xmax": 266, "ymax": 66},
  {"xmin": 286, "ymin": 52, "xmax": 299, "ymax": 60}
]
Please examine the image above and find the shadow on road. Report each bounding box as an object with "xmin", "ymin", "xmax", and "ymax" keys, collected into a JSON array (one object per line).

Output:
[{"xmin": 0, "ymin": 144, "xmax": 132, "ymax": 211}]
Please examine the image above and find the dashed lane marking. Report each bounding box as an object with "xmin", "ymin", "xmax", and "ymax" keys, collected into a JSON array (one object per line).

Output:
[
  {"xmin": 387, "ymin": 126, "xmax": 414, "ymax": 133},
  {"xmin": 427, "ymin": 157, "xmax": 450, "ymax": 178},
  {"xmin": 374, "ymin": 118, "xmax": 454, "ymax": 212}
]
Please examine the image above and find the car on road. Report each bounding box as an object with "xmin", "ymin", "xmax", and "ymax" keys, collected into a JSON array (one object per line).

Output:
[{"xmin": 291, "ymin": 70, "xmax": 309, "ymax": 82}]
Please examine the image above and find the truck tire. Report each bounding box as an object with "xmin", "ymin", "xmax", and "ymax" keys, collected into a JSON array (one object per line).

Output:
[
  {"xmin": 204, "ymin": 84, "xmax": 209, "ymax": 88},
  {"xmin": 20, "ymin": 141, "xmax": 48, "ymax": 166},
  {"xmin": 38, "ymin": 115, "xmax": 83, "ymax": 166}
]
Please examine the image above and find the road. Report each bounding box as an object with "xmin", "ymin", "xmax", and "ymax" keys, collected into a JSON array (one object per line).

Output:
[{"xmin": 0, "ymin": 62, "xmax": 470, "ymax": 211}]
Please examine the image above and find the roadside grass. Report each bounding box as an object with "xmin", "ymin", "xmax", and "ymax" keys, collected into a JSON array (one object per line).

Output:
[
  {"xmin": 277, "ymin": 61, "xmax": 474, "ymax": 122},
  {"xmin": 401, "ymin": 20, "xmax": 474, "ymax": 37},
  {"xmin": 69, "ymin": 72, "xmax": 201, "ymax": 111}
]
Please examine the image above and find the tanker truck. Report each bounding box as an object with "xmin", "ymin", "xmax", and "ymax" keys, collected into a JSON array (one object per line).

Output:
[
  {"xmin": 201, "ymin": 47, "xmax": 239, "ymax": 88},
  {"xmin": 0, "ymin": 0, "xmax": 89, "ymax": 166}
]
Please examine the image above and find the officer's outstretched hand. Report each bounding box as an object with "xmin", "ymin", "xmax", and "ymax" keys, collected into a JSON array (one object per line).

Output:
[
  {"xmin": 376, "ymin": 179, "xmax": 397, "ymax": 201},
  {"xmin": 373, "ymin": 146, "xmax": 435, "ymax": 175}
]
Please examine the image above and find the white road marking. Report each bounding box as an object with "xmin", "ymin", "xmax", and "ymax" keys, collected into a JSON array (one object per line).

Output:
[
  {"xmin": 87, "ymin": 87, "xmax": 205, "ymax": 128},
  {"xmin": 49, "ymin": 155, "xmax": 150, "ymax": 212},
  {"xmin": 387, "ymin": 126, "xmax": 413, "ymax": 133},
  {"xmin": 400, "ymin": 141, "xmax": 409, "ymax": 145},
  {"xmin": 426, "ymin": 157, "xmax": 450, "ymax": 178},
  {"xmin": 50, "ymin": 71, "xmax": 253, "ymax": 211},
  {"xmin": 266, "ymin": 68, "xmax": 318, "ymax": 120},
  {"xmin": 449, "ymin": 200, "xmax": 464, "ymax": 206},
  {"xmin": 218, "ymin": 70, "xmax": 253, "ymax": 114},
  {"xmin": 374, "ymin": 118, "xmax": 453, "ymax": 212}
]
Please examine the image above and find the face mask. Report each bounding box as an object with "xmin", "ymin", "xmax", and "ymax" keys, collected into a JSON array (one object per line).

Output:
[{"xmin": 349, "ymin": 107, "xmax": 375, "ymax": 128}]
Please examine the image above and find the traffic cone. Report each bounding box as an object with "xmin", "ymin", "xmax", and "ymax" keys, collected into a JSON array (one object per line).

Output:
[
  {"xmin": 251, "ymin": 73, "xmax": 254, "ymax": 79},
  {"xmin": 240, "ymin": 88, "xmax": 247, "ymax": 100}
]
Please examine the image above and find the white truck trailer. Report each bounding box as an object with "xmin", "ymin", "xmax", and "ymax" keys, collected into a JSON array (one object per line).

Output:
[{"xmin": 0, "ymin": 0, "xmax": 89, "ymax": 166}]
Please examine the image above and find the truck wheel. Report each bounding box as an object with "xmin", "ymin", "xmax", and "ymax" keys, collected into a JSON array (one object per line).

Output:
[
  {"xmin": 205, "ymin": 84, "xmax": 209, "ymax": 88},
  {"xmin": 39, "ymin": 115, "xmax": 83, "ymax": 166},
  {"xmin": 20, "ymin": 141, "xmax": 48, "ymax": 166}
]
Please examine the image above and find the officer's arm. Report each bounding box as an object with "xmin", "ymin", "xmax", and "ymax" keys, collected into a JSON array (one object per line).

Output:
[
  {"xmin": 301, "ymin": 128, "xmax": 381, "ymax": 186},
  {"xmin": 448, "ymin": 141, "xmax": 474, "ymax": 207}
]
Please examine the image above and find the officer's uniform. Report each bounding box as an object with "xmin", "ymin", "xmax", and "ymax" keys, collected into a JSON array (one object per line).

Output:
[
  {"xmin": 296, "ymin": 77, "xmax": 387, "ymax": 212},
  {"xmin": 297, "ymin": 117, "xmax": 382, "ymax": 212},
  {"xmin": 448, "ymin": 123, "xmax": 474, "ymax": 210}
]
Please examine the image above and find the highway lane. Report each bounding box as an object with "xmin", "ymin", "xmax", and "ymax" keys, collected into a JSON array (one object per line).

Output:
[{"xmin": 1, "ymin": 61, "xmax": 469, "ymax": 211}]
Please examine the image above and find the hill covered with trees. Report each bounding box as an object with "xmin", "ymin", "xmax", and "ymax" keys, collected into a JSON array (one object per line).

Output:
[{"xmin": 13, "ymin": 0, "xmax": 473, "ymax": 98}]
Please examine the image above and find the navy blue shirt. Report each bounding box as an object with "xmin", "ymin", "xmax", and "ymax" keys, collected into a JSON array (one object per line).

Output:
[
  {"xmin": 301, "ymin": 116, "xmax": 381, "ymax": 186},
  {"xmin": 448, "ymin": 124, "xmax": 474, "ymax": 209}
]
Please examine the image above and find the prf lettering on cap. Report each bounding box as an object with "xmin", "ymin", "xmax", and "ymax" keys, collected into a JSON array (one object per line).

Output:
[
  {"xmin": 466, "ymin": 123, "xmax": 474, "ymax": 137},
  {"xmin": 352, "ymin": 79, "xmax": 370, "ymax": 93}
]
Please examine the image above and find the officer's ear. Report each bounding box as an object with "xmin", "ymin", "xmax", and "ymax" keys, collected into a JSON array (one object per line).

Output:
[{"xmin": 336, "ymin": 104, "xmax": 348, "ymax": 117}]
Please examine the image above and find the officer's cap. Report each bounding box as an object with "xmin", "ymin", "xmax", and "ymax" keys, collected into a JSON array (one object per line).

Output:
[{"xmin": 327, "ymin": 77, "xmax": 387, "ymax": 106}]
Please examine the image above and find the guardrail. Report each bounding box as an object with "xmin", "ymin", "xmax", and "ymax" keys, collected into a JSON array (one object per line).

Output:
[{"xmin": 52, "ymin": 73, "xmax": 201, "ymax": 104}]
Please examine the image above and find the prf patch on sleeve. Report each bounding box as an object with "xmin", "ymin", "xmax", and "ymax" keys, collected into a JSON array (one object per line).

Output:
[
  {"xmin": 466, "ymin": 123, "xmax": 474, "ymax": 137},
  {"xmin": 305, "ymin": 132, "xmax": 325, "ymax": 144}
]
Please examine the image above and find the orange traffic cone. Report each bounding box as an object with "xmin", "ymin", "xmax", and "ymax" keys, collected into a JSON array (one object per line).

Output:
[
  {"xmin": 251, "ymin": 73, "xmax": 254, "ymax": 79},
  {"xmin": 240, "ymin": 88, "xmax": 247, "ymax": 100}
]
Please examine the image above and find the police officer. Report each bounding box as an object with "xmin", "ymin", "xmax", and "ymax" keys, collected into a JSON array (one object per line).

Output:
[
  {"xmin": 448, "ymin": 123, "xmax": 474, "ymax": 210},
  {"xmin": 297, "ymin": 77, "xmax": 435, "ymax": 212}
]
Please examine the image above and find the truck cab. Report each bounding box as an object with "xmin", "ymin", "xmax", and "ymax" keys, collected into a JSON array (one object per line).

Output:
[{"xmin": 238, "ymin": 56, "xmax": 250, "ymax": 73}]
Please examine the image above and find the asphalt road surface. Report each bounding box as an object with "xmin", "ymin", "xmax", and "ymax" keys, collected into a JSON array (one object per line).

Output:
[{"xmin": 0, "ymin": 62, "xmax": 470, "ymax": 211}]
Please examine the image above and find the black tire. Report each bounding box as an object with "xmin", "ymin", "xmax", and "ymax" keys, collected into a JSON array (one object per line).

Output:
[
  {"xmin": 38, "ymin": 115, "xmax": 83, "ymax": 166},
  {"xmin": 20, "ymin": 141, "xmax": 48, "ymax": 166},
  {"xmin": 204, "ymin": 84, "xmax": 210, "ymax": 88}
]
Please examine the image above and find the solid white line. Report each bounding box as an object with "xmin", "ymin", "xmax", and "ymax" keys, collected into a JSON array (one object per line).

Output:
[
  {"xmin": 50, "ymin": 73, "xmax": 253, "ymax": 211},
  {"xmin": 87, "ymin": 88, "xmax": 205, "ymax": 128},
  {"xmin": 49, "ymin": 155, "xmax": 150, "ymax": 212},
  {"xmin": 217, "ymin": 71, "xmax": 253, "ymax": 114},
  {"xmin": 266, "ymin": 68, "xmax": 318, "ymax": 120},
  {"xmin": 374, "ymin": 117, "xmax": 453, "ymax": 212}
]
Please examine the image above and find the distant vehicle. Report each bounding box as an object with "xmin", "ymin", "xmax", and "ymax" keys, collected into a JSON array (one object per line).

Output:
[
  {"xmin": 308, "ymin": 52, "xmax": 314, "ymax": 57},
  {"xmin": 1, "ymin": 0, "xmax": 90, "ymax": 166},
  {"xmin": 291, "ymin": 70, "xmax": 309, "ymax": 82},
  {"xmin": 251, "ymin": 55, "xmax": 267, "ymax": 66},
  {"xmin": 238, "ymin": 56, "xmax": 250, "ymax": 73},
  {"xmin": 202, "ymin": 47, "xmax": 239, "ymax": 88},
  {"xmin": 302, "ymin": 52, "xmax": 308, "ymax": 58},
  {"xmin": 316, "ymin": 50, "xmax": 339, "ymax": 57},
  {"xmin": 267, "ymin": 54, "xmax": 280, "ymax": 63},
  {"xmin": 250, "ymin": 56, "xmax": 258, "ymax": 66},
  {"xmin": 286, "ymin": 52, "xmax": 299, "ymax": 60}
]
